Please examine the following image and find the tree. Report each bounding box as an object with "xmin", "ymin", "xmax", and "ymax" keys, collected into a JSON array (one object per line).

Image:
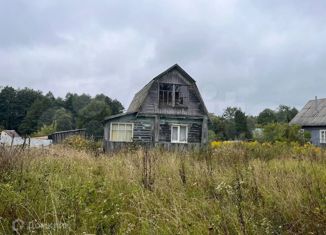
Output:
[
  {"xmin": 15, "ymin": 88, "xmax": 43, "ymax": 123},
  {"xmin": 262, "ymin": 123, "xmax": 309, "ymax": 144},
  {"xmin": 257, "ymin": 109, "xmax": 277, "ymax": 126},
  {"xmin": 77, "ymin": 100, "xmax": 112, "ymax": 136},
  {"xmin": 19, "ymin": 97, "xmax": 53, "ymax": 135},
  {"xmin": 95, "ymin": 94, "xmax": 124, "ymax": 115},
  {"xmin": 54, "ymin": 108, "xmax": 73, "ymax": 131},
  {"xmin": 222, "ymin": 107, "xmax": 238, "ymax": 120},
  {"xmin": 0, "ymin": 86, "xmax": 16, "ymax": 129},
  {"xmin": 234, "ymin": 109, "xmax": 250, "ymax": 139},
  {"xmin": 276, "ymin": 105, "xmax": 298, "ymax": 123},
  {"xmin": 209, "ymin": 114, "xmax": 227, "ymax": 140}
]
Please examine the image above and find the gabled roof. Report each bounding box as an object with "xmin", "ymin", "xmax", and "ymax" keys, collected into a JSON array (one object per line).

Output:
[
  {"xmin": 290, "ymin": 98, "xmax": 326, "ymax": 126},
  {"xmin": 127, "ymin": 64, "xmax": 208, "ymax": 115}
]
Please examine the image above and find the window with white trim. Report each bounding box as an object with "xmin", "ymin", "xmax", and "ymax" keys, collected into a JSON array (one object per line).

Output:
[
  {"xmin": 320, "ymin": 130, "xmax": 326, "ymax": 143},
  {"xmin": 171, "ymin": 124, "xmax": 188, "ymax": 143},
  {"xmin": 110, "ymin": 123, "xmax": 133, "ymax": 142}
]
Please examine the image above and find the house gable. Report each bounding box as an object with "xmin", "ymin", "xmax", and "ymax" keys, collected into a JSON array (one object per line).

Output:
[{"xmin": 127, "ymin": 64, "xmax": 208, "ymax": 117}]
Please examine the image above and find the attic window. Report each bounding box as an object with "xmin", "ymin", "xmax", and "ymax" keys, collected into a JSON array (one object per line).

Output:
[
  {"xmin": 159, "ymin": 83, "xmax": 187, "ymax": 107},
  {"xmin": 159, "ymin": 83, "xmax": 173, "ymax": 105}
]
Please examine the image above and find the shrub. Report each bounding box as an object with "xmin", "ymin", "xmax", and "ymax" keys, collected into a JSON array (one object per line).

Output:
[
  {"xmin": 256, "ymin": 123, "xmax": 309, "ymax": 144},
  {"xmin": 63, "ymin": 135, "xmax": 101, "ymax": 153}
]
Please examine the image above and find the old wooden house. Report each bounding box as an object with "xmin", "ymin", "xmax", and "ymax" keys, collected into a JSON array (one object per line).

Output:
[
  {"xmin": 103, "ymin": 64, "xmax": 209, "ymax": 151},
  {"xmin": 290, "ymin": 96, "xmax": 326, "ymax": 146}
]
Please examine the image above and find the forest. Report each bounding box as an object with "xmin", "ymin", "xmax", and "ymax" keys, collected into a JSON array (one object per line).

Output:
[
  {"xmin": 0, "ymin": 86, "xmax": 298, "ymax": 140},
  {"xmin": 0, "ymin": 86, "xmax": 124, "ymax": 137}
]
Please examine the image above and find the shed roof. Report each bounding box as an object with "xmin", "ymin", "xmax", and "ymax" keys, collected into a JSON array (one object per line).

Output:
[{"xmin": 290, "ymin": 98, "xmax": 326, "ymax": 126}]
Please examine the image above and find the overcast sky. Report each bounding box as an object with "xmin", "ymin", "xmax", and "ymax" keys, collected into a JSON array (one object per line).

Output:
[{"xmin": 1, "ymin": 0, "xmax": 326, "ymax": 115}]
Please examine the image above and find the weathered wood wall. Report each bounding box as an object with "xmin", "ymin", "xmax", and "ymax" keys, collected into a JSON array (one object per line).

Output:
[
  {"xmin": 49, "ymin": 129, "xmax": 86, "ymax": 144},
  {"xmin": 103, "ymin": 114, "xmax": 204, "ymax": 152},
  {"xmin": 139, "ymin": 70, "xmax": 206, "ymax": 116}
]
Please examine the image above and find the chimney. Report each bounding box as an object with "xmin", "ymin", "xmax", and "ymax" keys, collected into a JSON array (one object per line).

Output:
[{"xmin": 315, "ymin": 96, "xmax": 319, "ymax": 112}]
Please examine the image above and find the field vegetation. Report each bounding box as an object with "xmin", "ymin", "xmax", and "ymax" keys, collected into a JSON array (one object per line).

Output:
[{"xmin": 0, "ymin": 141, "xmax": 325, "ymax": 234}]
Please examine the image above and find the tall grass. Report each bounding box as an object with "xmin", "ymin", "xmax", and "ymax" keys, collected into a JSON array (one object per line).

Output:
[{"xmin": 0, "ymin": 143, "xmax": 325, "ymax": 234}]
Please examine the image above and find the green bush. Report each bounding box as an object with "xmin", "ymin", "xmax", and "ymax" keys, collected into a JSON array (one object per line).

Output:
[
  {"xmin": 63, "ymin": 135, "xmax": 101, "ymax": 152},
  {"xmin": 256, "ymin": 123, "xmax": 310, "ymax": 144}
]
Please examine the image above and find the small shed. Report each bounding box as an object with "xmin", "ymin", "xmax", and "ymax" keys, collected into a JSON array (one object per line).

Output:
[
  {"xmin": 290, "ymin": 97, "xmax": 326, "ymax": 146},
  {"xmin": 103, "ymin": 64, "xmax": 209, "ymax": 151},
  {"xmin": 49, "ymin": 129, "xmax": 86, "ymax": 144}
]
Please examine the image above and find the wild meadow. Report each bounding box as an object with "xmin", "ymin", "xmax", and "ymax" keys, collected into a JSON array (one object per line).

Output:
[{"xmin": 0, "ymin": 141, "xmax": 325, "ymax": 234}]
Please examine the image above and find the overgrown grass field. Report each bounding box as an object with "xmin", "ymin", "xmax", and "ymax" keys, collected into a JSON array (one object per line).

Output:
[{"xmin": 0, "ymin": 142, "xmax": 325, "ymax": 234}]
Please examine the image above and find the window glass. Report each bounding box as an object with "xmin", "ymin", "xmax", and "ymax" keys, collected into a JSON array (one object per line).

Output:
[
  {"xmin": 110, "ymin": 123, "xmax": 133, "ymax": 142},
  {"xmin": 321, "ymin": 130, "xmax": 326, "ymax": 143},
  {"xmin": 172, "ymin": 126, "xmax": 178, "ymax": 142},
  {"xmin": 171, "ymin": 125, "xmax": 188, "ymax": 143},
  {"xmin": 180, "ymin": 126, "xmax": 187, "ymax": 142}
]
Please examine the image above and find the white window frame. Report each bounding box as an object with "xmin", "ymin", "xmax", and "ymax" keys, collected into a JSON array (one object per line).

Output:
[
  {"xmin": 320, "ymin": 130, "xmax": 326, "ymax": 144},
  {"xmin": 171, "ymin": 124, "xmax": 188, "ymax": 143},
  {"xmin": 110, "ymin": 122, "xmax": 134, "ymax": 142}
]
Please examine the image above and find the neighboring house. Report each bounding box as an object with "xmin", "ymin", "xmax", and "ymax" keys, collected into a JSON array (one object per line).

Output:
[
  {"xmin": 290, "ymin": 97, "xmax": 326, "ymax": 146},
  {"xmin": 0, "ymin": 130, "xmax": 52, "ymax": 147},
  {"xmin": 103, "ymin": 64, "xmax": 209, "ymax": 151}
]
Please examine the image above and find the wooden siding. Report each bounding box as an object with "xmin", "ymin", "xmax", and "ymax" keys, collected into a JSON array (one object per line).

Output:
[
  {"xmin": 103, "ymin": 115, "xmax": 204, "ymax": 152},
  {"xmin": 302, "ymin": 126, "xmax": 326, "ymax": 147},
  {"xmin": 139, "ymin": 70, "xmax": 206, "ymax": 116},
  {"xmin": 49, "ymin": 129, "xmax": 86, "ymax": 144}
]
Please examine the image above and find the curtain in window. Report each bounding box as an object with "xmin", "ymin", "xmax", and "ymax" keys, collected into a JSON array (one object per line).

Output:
[{"xmin": 111, "ymin": 123, "xmax": 133, "ymax": 142}]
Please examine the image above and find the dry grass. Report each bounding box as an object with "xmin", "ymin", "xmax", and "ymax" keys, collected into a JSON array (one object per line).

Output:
[{"xmin": 0, "ymin": 143, "xmax": 325, "ymax": 234}]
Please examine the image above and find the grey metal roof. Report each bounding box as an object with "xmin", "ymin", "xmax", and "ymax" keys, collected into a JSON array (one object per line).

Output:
[
  {"xmin": 290, "ymin": 98, "xmax": 326, "ymax": 126},
  {"xmin": 127, "ymin": 64, "xmax": 198, "ymax": 113}
]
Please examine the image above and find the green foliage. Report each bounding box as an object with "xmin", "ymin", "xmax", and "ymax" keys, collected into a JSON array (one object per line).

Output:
[
  {"xmin": 0, "ymin": 87, "xmax": 42, "ymax": 131},
  {"xmin": 259, "ymin": 123, "xmax": 308, "ymax": 144},
  {"xmin": 257, "ymin": 105, "xmax": 298, "ymax": 126},
  {"xmin": 257, "ymin": 108, "xmax": 276, "ymax": 125},
  {"xmin": 0, "ymin": 86, "xmax": 124, "ymax": 137},
  {"xmin": 77, "ymin": 100, "xmax": 112, "ymax": 136},
  {"xmin": 18, "ymin": 97, "xmax": 53, "ymax": 134},
  {"xmin": 234, "ymin": 109, "xmax": 251, "ymax": 139},
  {"xmin": 0, "ymin": 145, "xmax": 325, "ymax": 234},
  {"xmin": 63, "ymin": 135, "xmax": 101, "ymax": 152},
  {"xmin": 209, "ymin": 107, "xmax": 252, "ymax": 140},
  {"xmin": 276, "ymin": 105, "xmax": 298, "ymax": 123},
  {"xmin": 32, "ymin": 123, "xmax": 56, "ymax": 137},
  {"xmin": 54, "ymin": 108, "xmax": 73, "ymax": 131}
]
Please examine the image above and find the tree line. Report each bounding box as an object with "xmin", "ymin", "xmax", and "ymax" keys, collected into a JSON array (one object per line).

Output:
[
  {"xmin": 209, "ymin": 105, "xmax": 299, "ymax": 141},
  {"xmin": 0, "ymin": 86, "xmax": 124, "ymax": 137},
  {"xmin": 0, "ymin": 86, "xmax": 299, "ymax": 141}
]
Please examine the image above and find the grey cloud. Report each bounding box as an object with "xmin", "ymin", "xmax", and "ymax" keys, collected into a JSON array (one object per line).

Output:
[{"xmin": 1, "ymin": 0, "xmax": 326, "ymax": 115}]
